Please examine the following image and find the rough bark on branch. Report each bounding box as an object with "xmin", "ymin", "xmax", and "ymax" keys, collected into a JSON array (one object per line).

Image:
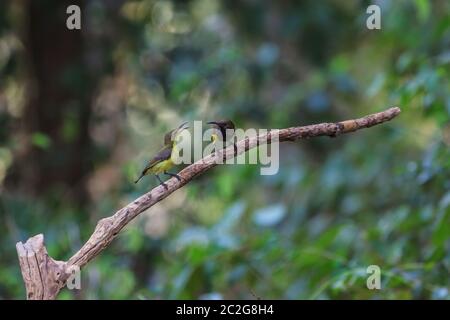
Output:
[{"xmin": 16, "ymin": 106, "xmax": 401, "ymax": 299}]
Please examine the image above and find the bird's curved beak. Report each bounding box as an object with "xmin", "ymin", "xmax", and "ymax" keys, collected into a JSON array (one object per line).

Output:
[
  {"xmin": 177, "ymin": 121, "xmax": 189, "ymax": 131},
  {"xmin": 207, "ymin": 121, "xmax": 218, "ymax": 125}
]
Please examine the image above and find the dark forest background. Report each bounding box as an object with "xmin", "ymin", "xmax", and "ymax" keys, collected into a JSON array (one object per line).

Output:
[{"xmin": 0, "ymin": 0, "xmax": 449, "ymax": 299}]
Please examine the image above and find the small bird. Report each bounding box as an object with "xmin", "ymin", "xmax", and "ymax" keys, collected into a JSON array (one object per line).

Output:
[
  {"xmin": 134, "ymin": 122, "xmax": 189, "ymax": 189},
  {"xmin": 207, "ymin": 119, "xmax": 237, "ymax": 154}
]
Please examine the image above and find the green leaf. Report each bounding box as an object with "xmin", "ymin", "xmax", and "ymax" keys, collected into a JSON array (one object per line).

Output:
[{"xmin": 414, "ymin": 0, "xmax": 430, "ymax": 22}]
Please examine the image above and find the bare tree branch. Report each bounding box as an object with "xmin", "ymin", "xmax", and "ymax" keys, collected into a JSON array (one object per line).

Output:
[{"xmin": 16, "ymin": 106, "xmax": 401, "ymax": 299}]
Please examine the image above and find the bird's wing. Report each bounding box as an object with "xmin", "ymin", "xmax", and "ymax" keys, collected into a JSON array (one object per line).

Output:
[
  {"xmin": 142, "ymin": 147, "xmax": 172, "ymax": 173},
  {"xmin": 218, "ymin": 126, "xmax": 227, "ymax": 141},
  {"xmin": 215, "ymin": 120, "xmax": 234, "ymax": 140}
]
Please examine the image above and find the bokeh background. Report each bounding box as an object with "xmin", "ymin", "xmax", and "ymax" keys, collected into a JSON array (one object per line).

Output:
[{"xmin": 0, "ymin": 0, "xmax": 449, "ymax": 299}]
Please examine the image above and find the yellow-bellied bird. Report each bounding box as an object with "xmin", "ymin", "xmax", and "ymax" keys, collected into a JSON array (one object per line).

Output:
[
  {"xmin": 207, "ymin": 119, "xmax": 237, "ymax": 154},
  {"xmin": 134, "ymin": 122, "xmax": 189, "ymax": 189}
]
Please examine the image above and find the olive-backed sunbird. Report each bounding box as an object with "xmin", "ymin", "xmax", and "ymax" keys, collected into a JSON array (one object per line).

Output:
[
  {"xmin": 207, "ymin": 119, "xmax": 237, "ymax": 153},
  {"xmin": 134, "ymin": 122, "xmax": 189, "ymax": 188}
]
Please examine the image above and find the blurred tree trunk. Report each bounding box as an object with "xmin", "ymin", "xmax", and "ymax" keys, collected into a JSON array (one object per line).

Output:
[{"xmin": 17, "ymin": 0, "xmax": 92, "ymax": 202}]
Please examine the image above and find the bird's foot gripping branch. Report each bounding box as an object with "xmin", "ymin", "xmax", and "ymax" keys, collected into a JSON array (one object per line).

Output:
[{"xmin": 15, "ymin": 107, "xmax": 401, "ymax": 300}]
